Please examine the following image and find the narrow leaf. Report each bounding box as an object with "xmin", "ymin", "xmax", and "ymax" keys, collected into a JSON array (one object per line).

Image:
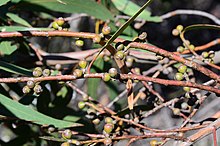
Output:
[
  {"xmin": 0, "ymin": 93, "xmax": 82, "ymax": 128},
  {"xmin": 0, "ymin": 61, "xmax": 32, "ymax": 76},
  {"xmin": 0, "ymin": 0, "xmax": 10, "ymax": 6},
  {"xmin": 6, "ymin": 13, "xmax": 32, "ymax": 27},
  {"xmin": 0, "ymin": 26, "xmax": 53, "ymax": 32}
]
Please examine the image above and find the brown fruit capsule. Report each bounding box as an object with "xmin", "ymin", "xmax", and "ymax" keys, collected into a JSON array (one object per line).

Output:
[
  {"xmin": 102, "ymin": 26, "xmax": 111, "ymax": 35},
  {"xmin": 104, "ymin": 123, "xmax": 114, "ymax": 134}
]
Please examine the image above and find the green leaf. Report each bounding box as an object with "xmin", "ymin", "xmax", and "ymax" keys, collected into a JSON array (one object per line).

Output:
[
  {"xmin": 87, "ymin": 57, "xmax": 104, "ymax": 99},
  {"xmin": 6, "ymin": 13, "xmax": 32, "ymax": 27},
  {"xmin": 0, "ymin": 41, "xmax": 17, "ymax": 55},
  {"xmin": 0, "ymin": 26, "xmax": 53, "ymax": 32},
  {"xmin": 17, "ymin": 0, "xmax": 114, "ymax": 21},
  {"xmin": 112, "ymin": 0, "xmax": 162, "ymax": 22},
  {"xmin": 0, "ymin": 93, "xmax": 82, "ymax": 128},
  {"xmin": 0, "ymin": 0, "xmax": 10, "ymax": 6},
  {"xmin": 106, "ymin": 81, "xmax": 118, "ymax": 100},
  {"xmin": 56, "ymin": 86, "xmax": 68, "ymax": 98},
  {"xmin": 0, "ymin": 61, "xmax": 32, "ymax": 76}
]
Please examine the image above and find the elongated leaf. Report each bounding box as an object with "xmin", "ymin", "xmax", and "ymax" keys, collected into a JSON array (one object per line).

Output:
[
  {"xmin": 0, "ymin": 26, "xmax": 53, "ymax": 32},
  {"xmin": 0, "ymin": 61, "xmax": 32, "ymax": 76},
  {"xmin": 0, "ymin": 0, "xmax": 10, "ymax": 6},
  {"xmin": 112, "ymin": 0, "xmax": 161, "ymax": 22},
  {"xmin": 87, "ymin": 57, "xmax": 104, "ymax": 99},
  {"xmin": 0, "ymin": 93, "xmax": 82, "ymax": 128},
  {"xmin": 6, "ymin": 13, "xmax": 32, "ymax": 27},
  {"xmin": 16, "ymin": 0, "xmax": 114, "ymax": 21},
  {"xmin": 0, "ymin": 41, "xmax": 17, "ymax": 55}
]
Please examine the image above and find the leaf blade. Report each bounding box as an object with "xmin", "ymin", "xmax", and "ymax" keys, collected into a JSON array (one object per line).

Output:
[{"xmin": 6, "ymin": 13, "xmax": 32, "ymax": 27}]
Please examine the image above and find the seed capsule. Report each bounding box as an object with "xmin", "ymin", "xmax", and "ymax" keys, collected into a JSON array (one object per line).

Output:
[
  {"xmin": 116, "ymin": 44, "xmax": 124, "ymax": 51},
  {"xmin": 27, "ymin": 80, "xmax": 35, "ymax": 88},
  {"xmin": 61, "ymin": 142, "xmax": 70, "ymax": 146},
  {"xmin": 202, "ymin": 51, "xmax": 209, "ymax": 58},
  {"xmin": 104, "ymin": 137, "xmax": 112, "ymax": 145},
  {"xmin": 138, "ymin": 32, "xmax": 147, "ymax": 40},
  {"xmin": 78, "ymin": 60, "xmax": 87, "ymax": 69},
  {"xmin": 176, "ymin": 25, "xmax": 183, "ymax": 32},
  {"xmin": 62, "ymin": 129, "xmax": 72, "ymax": 139},
  {"xmin": 108, "ymin": 68, "xmax": 118, "ymax": 78},
  {"xmin": 75, "ymin": 40, "xmax": 84, "ymax": 47},
  {"xmin": 172, "ymin": 29, "xmax": 179, "ymax": 36},
  {"xmin": 177, "ymin": 46, "xmax": 185, "ymax": 53},
  {"xmin": 175, "ymin": 72, "xmax": 184, "ymax": 81},
  {"xmin": 43, "ymin": 69, "xmax": 51, "ymax": 77},
  {"xmin": 173, "ymin": 108, "xmax": 180, "ymax": 115},
  {"xmin": 102, "ymin": 73, "xmax": 111, "ymax": 82},
  {"xmin": 56, "ymin": 17, "xmax": 65, "ymax": 26},
  {"xmin": 92, "ymin": 118, "xmax": 100, "ymax": 125},
  {"xmin": 22, "ymin": 85, "xmax": 31, "ymax": 94},
  {"xmin": 102, "ymin": 26, "xmax": 111, "ymax": 35},
  {"xmin": 78, "ymin": 101, "xmax": 86, "ymax": 109},
  {"xmin": 104, "ymin": 123, "xmax": 114, "ymax": 134},
  {"xmin": 115, "ymin": 51, "xmax": 125, "ymax": 60},
  {"xmin": 150, "ymin": 139, "xmax": 158, "ymax": 146},
  {"xmin": 33, "ymin": 67, "xmax": 42, "ymax": 77},
  {"xmin": 178, "ymin": 65, "xmax": 187, "ymax": 73},
  {"xmin": 33, "ymin": 84, "xmax": 43, "ymax": 94},
  {"xmin": 52, "ymin": 22, "xmax": 59, "ymax": 29},
  {"xmin": 105, "ymin": 117, "xmax": 113, "ymax": 124},
  {"xmin": 73, "ymin": 69, "xmax": 83, "ymax": 78},
  {"xmin": 93, "ymin": 34, "xmax": 101, "ymax": 43}
]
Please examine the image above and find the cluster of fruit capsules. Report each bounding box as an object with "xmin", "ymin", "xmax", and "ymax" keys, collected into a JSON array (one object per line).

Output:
[
  {"xmin": 172, "ymin": 25, "xmax": 183, "ymax": 36},
  {"xmin": 52, "ymin": 17, "xmax": 65, "ymax": 30},
  {"xmin": 202, "ymin": 50, "xmax": 215, "ymax": 63},
  {"xmin": 22, "ymin": 67, "xmax": 51, "ymax": 94},
  {"xmin": 176, "ymin": 40, "xmax": 195, "ymax": 53}
]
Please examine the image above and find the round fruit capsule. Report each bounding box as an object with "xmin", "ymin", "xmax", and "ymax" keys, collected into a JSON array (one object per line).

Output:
[
  {"xmin": 92, "ymin": 118, "xmax": 100, "ymax": 125},
  {"xmin": 56, "ymin": 17, "xmax": 65, "ymax": 26},
  {"xmin": 138, "ymin": 32, "xmax": 147, "ymax": 40},
  {"xmin": 105, "ymin": 117, "xmax": 113, "ymax": 124},
  {"xmin": 78, "ymin": 60, "xmax": 87, "ymax": 69},
  {"xmin": 43, "ymin": 69, "xmax": 51, "ymax": 77},
  {"xmin": 61, "ymin": 142, "xmax": 70, "ymax": 146},
  {"xmin": 33, "ymin": 84, "xmax": 43, "ymax": 94},
  {"xmin": 115, "ymin": 51, "xmax": 125, "ymax": 60},
  {"xmin": 176, "ymin": 25, "xmax": 183, "ymax": 32},
  {"xmin": 73, "ymin": 69, "xmax": 83, "ymax": 78},
  {"xmin": 104, "ymin": 137, "xmax": 112, "ymax": 145},
  {"xmin": 93, "ymin": 34, "xmax": 101, "ymax": 43},
  {"xmin": 75, "ymin": 40, "xmax": 84, "ymax": 47},
  {"xmin": 33, "ymin": 67, "xmax": 43, "ymax": 77},
  {"xmin": 177, "ymin": 46, "xmax": 185, "ymax": 53},
  {"xmin": 209, "ymin": 51, "xmax": 215, "ymax": 58},
  {"xmin": 175, "ymin": 72, "xmax": 184, "ymax": 81},
  {"xmin": 78, "ymin": 101, "xmax": 86, "ymax": 109},
  {"xmin": 52, "ymin": 22, "xmax": 59, "ymax": 29},
  {"xmin": 102, "ymin": 26, "xmax": 111, "ymax": 35},
  {"xmin": 55, "ymin": 64, "xmax": 62, "ymax": 70},
  {"xmin": 189, "ymin": 44, "xmax": 195, "ymax": 50},
  {"xmin": 183, "ymin": 86, "xmax": 190, "ymax": 92},
  {"xmin": 108, "ymin": 68, "xmax": 118, "ymax": 78},
  {"xmin": 22, "ymin": 85, "xmax": 31, "ymax": 94},
  {"xmin": 181, "ymin": 102, "xmax": 188, "ymax": 110},
  {"xmin": 116, "ymin": 44, "xmax": 124, "ymax": 51},
  {"xmin": 62, "ymin": 129, "xmax": 72, "ymax": 139},
  {"xmin": 178, "ymin": 65, "xmax": 187, "ymax": 73},
  {"xmin": 104, "ymin": 123, "xmax": 114, "ymax": 134},
  {"xmin": 102, "ymin": 73, "xmax": 111, "ymax": 82},
  {"xmin": 172, "ymin": 29, "xmax": 179, "ymax": 36},
  {"xmin": 172, "ymin": 108, "xmax": 180, "ymax": 115},
  {"xmin": 202, "ymin": 51, "xmax": 209, "ymax": 58},
  {"xmin": 27, "ymin": 80, "xmax": 35, "ymax": 88},
  {"xmin": 150, "ymin": 139, "xmax": 158, "ymax": 146}
]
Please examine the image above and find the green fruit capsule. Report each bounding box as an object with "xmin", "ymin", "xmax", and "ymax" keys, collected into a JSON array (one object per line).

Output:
[
  {"xmin": 56, "ymin": 17, "xmax": 65, "ymax": 26},
  {"xmin": 104, "ymin": 137, "xmax": 112, "ymax": 145},
  {"xmin": 183, "ymin": 86, "xmax": 190, "ymax": 92},
  {"xmin": 102, "ymin": 26, "xmax": 111, "ymax": 35},
  {"xmin": 33, "ymin": 67, "xmax": 43, "ymax": 77},
  {"xmin": 27, "ymin": 80, "xmax": 35, "ymax": 88},
  {"xmin": 177, "ymin": 46, "xmax": 185, "ymax": 53},
  {"xmin": 22, "ymin": 85, "xmax": 31, "ymax": 94},
  {"xmin": 73, "ymin": 69, "xmax": 83, "ymax": 78},
  {"xmin": 105, "ymin": 117, "xmax": 113, "ymax": 124},
  {"xmin": 62, "ymin": 129, "xmax": 72, "ymax": 139},
  {"xmin": 176, "ymin": 25, "xmax": 183, "ymax": 32},
  {"xmin": 61, "ymin": 142, "xmax": 70, "ymax": 146},
  {"xmin": 102, "ymin": 73, "xmax": 111, "ymax": 82},
  {"xmin": 175, "ymin": 72, "xmax": 184, "ymax": 81},
  {"xmin": 52, "ymin": 22, "xmax": 59, "ymax": 29},
  {"xmin": 172, "ymin": 29, "xmax": 179, "ymax": 36},
  {"xmin": 189, "ymin": 44, "xmax": 195, "ymax": 50},
  {"xmin": 78, "ymin": 60, "xmax": 87, "ymax": 69},
  {"xmin": 33, "ymin": 84, "xmax": 43, "ymax": 94},
  {"xmin": 104, "ymin": 123, "xmax": 114, "ymax": 134},
  {"xmin": 178, "ymin": 65, "xmax": 187, "ymax": 73},
  {"xmin": 138, "ymin": 32, "xmax": 147, "ymax": 40},
  {"xmin": 43, "ymin": 69, "xmax": 51, "ymax": 77},
  {"xmin": 108, "ymin": 68, "xmax": 117, "ymax": 78},
  {"xmin": 115, "ymin": 51, "xmax": 125, "ymax": 60},
  {"xmin": 209, "ymin": 51, "xmax": 215, "ymax": 58},
  {"xmin": 116, "ymin": 44, "xmax": 124, "ymax": 51},
  {"xmin": 173, "ymin": 108, "xmax": 180, "ymax": 115},
  {"xmin": 78, "ymin": 101, "xmax": 85, "ymax": 109},
  {"xmin": 75, "ymin": 40, "xmax": 84, "ymax": 47},
  {"xmin": 92, "ymin": 118, "xmax": 100, "ymax": 125},
  {"xmin": 202, "ymin": 51, "xmax": 209, "ymax": 58}
]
